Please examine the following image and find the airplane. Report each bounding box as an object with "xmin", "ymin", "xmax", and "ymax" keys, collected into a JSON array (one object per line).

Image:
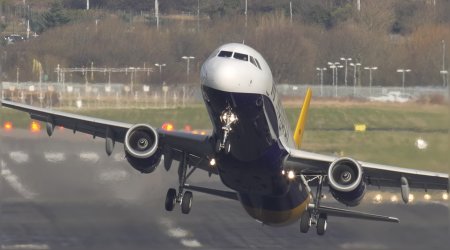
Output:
[{"xmin": 1, "ymin": 43, "xmax": 448, "ymax": 236}]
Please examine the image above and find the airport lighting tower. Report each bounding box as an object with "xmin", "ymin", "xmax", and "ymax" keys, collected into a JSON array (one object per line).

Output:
[
  {"xmin": 155, "ymin": 63, "xmax": 166, "ymax": 83},
  {"xmin": 364, "ymin": 66, "xmax": 378, "ymax": 96},
  {"xmin": 182, "ymin": 56, "xmax": 195, "ymax": 82},
  {"xmin": 349, "ymin": 62, "xmax": 361, "ymax": 96},
  {"xmin": 316, "ymin": 67, "xmax": 327, "ymax": 97},
  {"xmin": 340, "ymin": 57, "xmax": 352, "ymax": 86},
  {"xmin": 396, "ymin": 69, "xmax": 411, "ymax": 91}
]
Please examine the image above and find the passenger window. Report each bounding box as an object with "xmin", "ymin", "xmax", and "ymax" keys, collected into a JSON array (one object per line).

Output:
[
  {"xmin": 218, "ymin": 51, "xmax": 233, "ymax": 58},
  {"xmin": 233, "ymin": 52, "xmax": 248, "ymax": 61}
]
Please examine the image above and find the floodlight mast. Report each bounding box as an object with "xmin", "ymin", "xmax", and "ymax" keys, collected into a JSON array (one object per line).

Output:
[
  {"xmin": 396, "ymin": 69, "xmax": 411, "ymax": 91},
  {"xmin": 364, "ymin": 66, "xmax": 378, "ymax": 96},
  {"xmin": 182, "ymin": 56, "xmax": 195, "ymax": 82}
]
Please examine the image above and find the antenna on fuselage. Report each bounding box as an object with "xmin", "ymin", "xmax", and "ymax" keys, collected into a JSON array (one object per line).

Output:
[{"xmin": 242, "ymin": 40, "xmax": 245, "ymax": 44}]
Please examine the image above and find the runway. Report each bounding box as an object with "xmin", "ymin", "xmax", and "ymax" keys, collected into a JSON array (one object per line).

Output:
[{"xmin": 1, "ymin": 129, "xmax": 448, "ymax": 250}]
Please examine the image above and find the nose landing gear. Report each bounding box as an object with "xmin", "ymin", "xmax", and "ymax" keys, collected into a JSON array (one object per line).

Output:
[{"xmin": 215, "ymin": 107, "xmax": 238, "ymax": 154}]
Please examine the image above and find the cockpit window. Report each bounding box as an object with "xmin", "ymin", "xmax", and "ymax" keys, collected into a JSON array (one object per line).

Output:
[
  {"xmin": 218, "ymin": 50, "xmax": 233, "ymax": 58},
  {"xmin": 233, "ymin": 52, "xmax": 248, "ymax": 61},
  {"xmin": 254, "ymin": 58, "xmax": 262, "ymax": 70},
  {"xmin": 250, "ymin": 56, "xmax": 259, "ymax": 69}
]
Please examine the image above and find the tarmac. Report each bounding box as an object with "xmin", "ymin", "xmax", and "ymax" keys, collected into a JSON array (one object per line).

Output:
[{"xmin": 1, "ymin": 129, "xmax": 448, "ymax": 250}]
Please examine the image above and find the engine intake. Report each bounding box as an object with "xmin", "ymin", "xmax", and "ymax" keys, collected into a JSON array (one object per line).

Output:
[
  {"xmin": 124, "ymin": 124, "xmax": 161, "ymax": 173},
  {"xmin": 125, "ymin": 124, "xmax": 159, "ymax": 159},
  {"xmin": 328, "ymin": 157, "xmax": 366, "ymax": 206}
]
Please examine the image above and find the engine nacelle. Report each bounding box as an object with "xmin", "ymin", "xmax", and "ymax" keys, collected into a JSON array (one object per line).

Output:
[
  {"xmin": 328, "ymin": 157, "xmax": 366, "ymax": 207},
  {"xmin": 124, "ymin": 124, "xmax": 161, "ymax": 173}
]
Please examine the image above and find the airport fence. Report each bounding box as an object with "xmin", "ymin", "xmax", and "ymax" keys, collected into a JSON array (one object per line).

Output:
[{"xmin": 1, "ymin": 81, "xmax": 448, "ymax": 109}]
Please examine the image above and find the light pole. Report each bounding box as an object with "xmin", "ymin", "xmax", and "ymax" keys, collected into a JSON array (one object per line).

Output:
[
  {"xmin": 328, "ymin": 62, "xmax": 343, "ymax": 97},
  {"xmin": 396, "ymin": 69, "xmax": 411, "ymax": 91},
  {"xmin": 154, "ymin": 63, "xmax": 166, "ymax": 83},
  {"xmin": 316, "ymin": 67, "xmax": 327, "ymax": 97},
  {"xmin": 340, "ymin": 57, "xmax": 352, "ymax": 86},
  {"xmin": 349, "ymin": 62, "xmax": 361, "ymax": 96},
  {"xmin": 364, "ymin": 66, "xmax": 378, "ymax": 96},
  {"xmin": 442, "ymin": 40, "xmax": 448, "ymax": 87},
  {"xmin": 182, "ymin": 56, "xmax": 195, "ymax": 82}
]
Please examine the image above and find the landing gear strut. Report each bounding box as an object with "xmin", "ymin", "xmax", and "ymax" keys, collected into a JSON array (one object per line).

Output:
[
  {"xmin": 215, "ymin": 106, "xmax": 238, "ymax": 154},
  {"xmin": 165, "ymin": 152, "xmax": 196, "ymax": 214},
  {"xmin": 299, "ymin": 175, "xmax": 328, "ymax": 236}
]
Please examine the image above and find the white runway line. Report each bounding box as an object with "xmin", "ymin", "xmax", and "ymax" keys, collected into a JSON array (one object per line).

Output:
[
  {"xmin": 1, "ymin": 160, "xmax": 36, "ymax": 200},
  {"xmin": 1, "ymin": 244, "xmax": 50, "ymax": 250},
  {"xmin": 9, "ymin": 151, "xmax": 30, "ymax": 164},
  {"xmin": 44, "ymin": 152, "xmax": 65, "ymax": 163},
  {"xmin": 113, "ymin": 152, "xmax": 126, "ymax": 162},
  {"xmin": 99, "ymin": 170, "xmax": 129, "ymax": 182},
  {"xmin": 340, "ymin": 242, "xmax": 387, "ymax": 249},
  {"xmin": 79, "ymin": 152, "xmax": 100, "ymax": 163},
  {"xmin": 160, "ymin": 218, "xmax": 202, "ymax": 248}
]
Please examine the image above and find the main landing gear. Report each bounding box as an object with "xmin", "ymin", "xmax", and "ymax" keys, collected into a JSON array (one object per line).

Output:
[
  {"xmin": 165, "ymin": 152, "xmax": 196, "ymax": 214},
  {"xmin": 215, "ymin": 106, "xmax": 238, "ymax": 154},
  {"xmin": 299, "ymin": 175, "xmax": 328, "ymax": 236}
]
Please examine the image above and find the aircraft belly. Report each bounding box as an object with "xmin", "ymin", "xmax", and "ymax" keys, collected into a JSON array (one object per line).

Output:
[{"xmin": 239, "ymin": 183, "xmax": 310, "ymax": 226}]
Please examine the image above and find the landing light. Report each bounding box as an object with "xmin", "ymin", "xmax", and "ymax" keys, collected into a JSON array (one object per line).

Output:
[
  {"xmin": 408, "ymin": 193, "xmax": 415, "ymax": 203},
  {"xmin": 30, "ymin": 121, "xmax": 41, "ymax": 132},
  {"xmin": 390, "ymin": 195, "xmax": 398, "ymax": 203},
  {"xmin": 4, "ymin": 121, "xmax": 13, "ymax": 131},
  {"xmin": 374, "ymin": 193, "xmax": 383, "ymax": 203},
  {"xmin": 287, "ymin": 170, "xmax": 295, "ymax": 180},
  {"xmin": 424, "ymin": 193, "xmax": 431, "ymax": 201},
  {"xmin": 209, "ymin": 158, "xmax": 216, "ymax": 166},
  {"xmin": 442, "ymin": 193, "xmax": 448, "ymax": 201}
]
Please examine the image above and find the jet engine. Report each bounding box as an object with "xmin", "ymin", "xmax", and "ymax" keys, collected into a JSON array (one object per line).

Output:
[
  {"xmin": 124, "ymin": 124, "xmax": 161, "ymax": 173},
  {"xmin": 328, "ymin": 157, "xmax": 366, "ymax": 207}
]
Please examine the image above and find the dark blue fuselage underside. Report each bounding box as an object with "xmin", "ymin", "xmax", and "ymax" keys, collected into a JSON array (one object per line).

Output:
[{"xmin": 202, "ymin": 86, "xmax": 309, "ymax": 225}]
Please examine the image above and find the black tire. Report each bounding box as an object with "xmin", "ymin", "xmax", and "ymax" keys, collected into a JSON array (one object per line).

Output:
[
  {"xmin": 165, "ymin": 188, "xmax": 177, "ymax": 212},
  {"xmin": 224, "ymin": 140, "xmax": 231, "ymax": 154},
  {"xmin": 181, "ymin": 191, "xmax": 193, "ymax": 214},
  {"xmin": 316, "ymin": 213, "xmax": 327, "ymax": 236},
  {"xmin": 300, "ymin": 210, "xmax": 311, "ymax": 233}
]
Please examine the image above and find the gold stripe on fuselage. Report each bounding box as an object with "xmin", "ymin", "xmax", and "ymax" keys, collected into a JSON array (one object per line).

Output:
[{"xmin": 242, "ymin": 196, "xmax": 311, "ymax": 226}]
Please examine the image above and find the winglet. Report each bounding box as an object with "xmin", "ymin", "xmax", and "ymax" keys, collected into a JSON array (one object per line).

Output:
[{"xmin": 293, "ymin": 88, "xmax": 312, "ymax": 149}]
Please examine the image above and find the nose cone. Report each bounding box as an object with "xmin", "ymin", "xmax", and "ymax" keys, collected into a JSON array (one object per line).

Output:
[{"xmin": 201, "ymin": 57, "xmax": 257, "ymax": 93}]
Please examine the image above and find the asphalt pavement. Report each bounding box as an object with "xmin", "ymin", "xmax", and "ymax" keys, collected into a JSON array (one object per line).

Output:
[{"xmin": 1, "ymin": 129, "xmax": 448, "ymax": 250}]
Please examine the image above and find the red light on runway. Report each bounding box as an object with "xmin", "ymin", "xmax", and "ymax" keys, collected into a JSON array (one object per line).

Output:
[
  {"xmin": 184, "ymin": 125, "xmax": 192, "ymax": 132},
  {"xmin": 4, "ymin": 121, "xmax": 13, "ymax": 131},
  {"xmin": 30, "ymin": 121, "xmax": 41, "ymax": 132},
  {"xmin": 162, "ymin": 122, "xmax": 174, "ymax": 131}
]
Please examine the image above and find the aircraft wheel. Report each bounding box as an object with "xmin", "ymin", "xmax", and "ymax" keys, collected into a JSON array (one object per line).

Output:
[
  {"xmin": 316, "ymin": 213, "xmax": 327, "ymax": 236},
  {"xmin": 165, "ymin": 188, "xmax": 177, "ymax": 212},
  {"xmin": 181, "ymin": 191, "xmax": 193, "ymax": 214},
  {"xmin": 300, "ymin": 210, "xmax": 311, "ymax": 233},
  {"xmin": 224, "ymin": 140, "xmax": 231, "ymax": 154}
]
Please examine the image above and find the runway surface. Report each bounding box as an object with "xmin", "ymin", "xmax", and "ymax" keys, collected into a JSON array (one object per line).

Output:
[{"xmin": 1, "ymin": 129, "xmax": 448, "ymax": 250}]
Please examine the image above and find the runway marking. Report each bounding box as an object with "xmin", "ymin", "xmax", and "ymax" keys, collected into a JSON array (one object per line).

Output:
[
  {"xmin": 9, "ymin": 151, "xmax": 29, "ymax": 164},
  {"xmin": 44, "ymin": 152, "xmax": 65, "ymax": 163},
  {"xmin": 160, "ymin": 218, "xmax": 202, "ymax": 248},
  {"xmin": 113, "ymin": 153, "xmax": 125, "ymax": 162},
  {"xmin": 99, "ymin": 170, "xmax": 129, "ymax": 182},
  {"xmin": 180, "ymin": 239, "xmax": 202, "ymax": 248},
  {"xmin": 340, "ymin": 242, "xmax": 387, "ymax": 249},
  {"xmin": 79, "ymin": 152, "xmax": 100, "ymax": 163},
  {"xmin": 1, "ymin": 244, "xmax": 50, "ymax": 250},
  {"xmin": 1, "ymin": 160, "xmax": 37, "ymax": 200}
]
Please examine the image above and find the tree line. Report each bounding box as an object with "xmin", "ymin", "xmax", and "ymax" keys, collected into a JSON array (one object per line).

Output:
[{"xmin": 1, "ymin": 0, "xmax": 449, "ymax": 87}]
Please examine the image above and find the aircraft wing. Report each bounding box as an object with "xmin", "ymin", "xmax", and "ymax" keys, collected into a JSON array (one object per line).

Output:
[
  {"xmin": 286, "ymin": 148, "xmax": 449, "ymax": 191},
  {"xmin": 1, "ymin": 100, "xmax": 217, "ymax": 174}
]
